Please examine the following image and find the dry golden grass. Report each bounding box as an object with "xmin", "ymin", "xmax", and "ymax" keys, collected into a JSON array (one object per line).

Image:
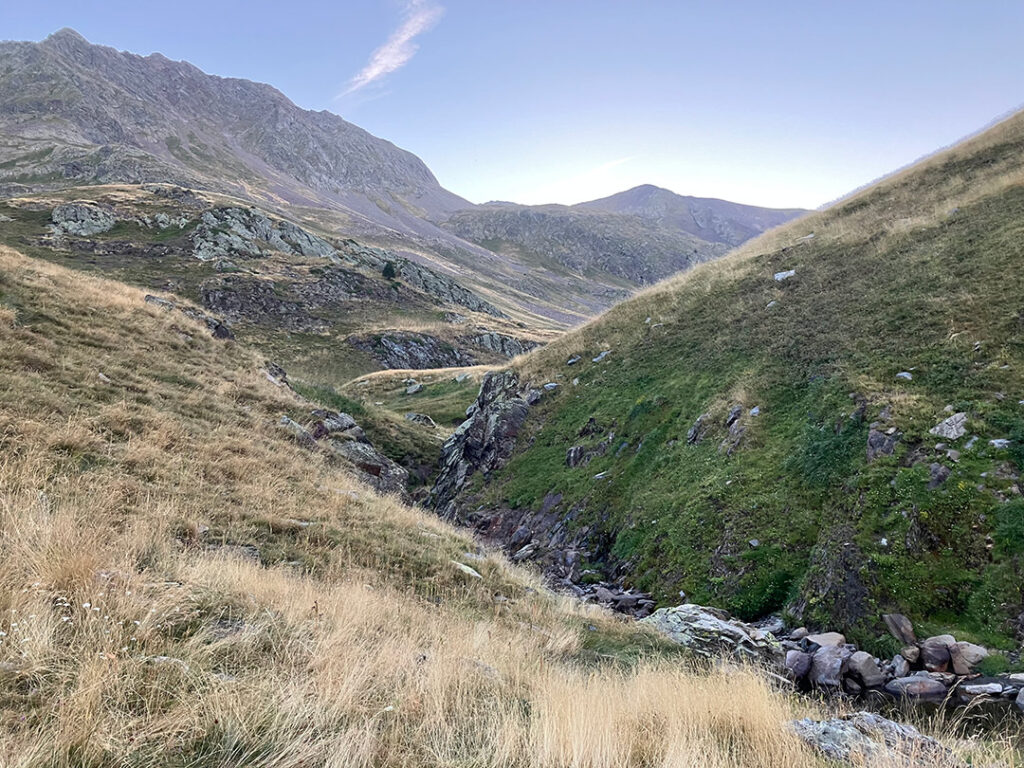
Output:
[{"xmin": 0, "ymin": 246, "xmax": 1013, "ymax": 767}]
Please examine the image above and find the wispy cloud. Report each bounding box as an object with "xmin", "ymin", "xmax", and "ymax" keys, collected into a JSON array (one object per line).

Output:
[{"xmin": 340, "ymin": 0, "xmax": 444, "ymax": 97}]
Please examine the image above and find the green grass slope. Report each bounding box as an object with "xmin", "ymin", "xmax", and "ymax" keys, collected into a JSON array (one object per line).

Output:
[{"xmin": 490, "ymin": 110, "xmax": 1024, "ymax": 651}]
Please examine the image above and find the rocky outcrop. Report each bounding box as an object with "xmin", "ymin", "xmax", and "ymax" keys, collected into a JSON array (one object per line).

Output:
[
  {"xmin": 279, "ymin": 407, "xmax": 408, "ymax": 496},
  {"xmin": 342, "ymin": 241, "xmax": 505, "ymax": 318},
  {"xmin": 432, "ymin": 371, "xmax": 531, "ymax": 520},
  {"xmin": 465, "ymin": 331, "xmax": 539, "ymax": 359},
  {"xmin": 51, "ymin": 203, "xmax": 116, "ymax": 236},
  {"xmin": 640, "ymin": 603, "xmax": 782, "ymax": 662},
  {"xmin": 191, "ymin": 207, "xmax": 338, "ymax": 262},
  {"xmin": 347, "ymin": 331, "xmax": 477, "ymax": 370},
  {"xmin": 201, "ymin": 276, "xmax": 323, "ymax": 332},
  {"xmin": 790, "ymin": 711, "xmax": 964, "ymax": 767}
]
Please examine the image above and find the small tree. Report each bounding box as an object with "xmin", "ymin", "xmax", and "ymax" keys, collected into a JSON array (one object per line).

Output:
[{"xmin": 382, "ymin": 261, "xmax": 397, "ymax": 280}]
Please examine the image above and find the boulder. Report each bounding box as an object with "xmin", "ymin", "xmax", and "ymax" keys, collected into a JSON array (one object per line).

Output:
[
  {"xmin": 790, "ymin": 711, "xmax": 964, "ymax": 767},
  {"xmin": 866, "ymin": 428, "xmax": 898, "ymax": 461},
  {"xmin": 847, "ymin": 651, "xmax": 885, "ymax": 688},
  {"xmin": 404, "ymin": 412, "xmax": 438, "ymax": 429},
  {"xmin": 785, "ymin": 649, "xmax": 812, "ymax": 680},
  {"xmin": 639, "ymin": 603, "xmax": 781, "ymax": 662},
  {"xmin": 891, "ymin": 654, "xmax": 910, "ymax": 678},
  {"xmin": 806, "ymin": 631, "xmax": 846, "ymax": 648},
  {"xmin": 809, "ymin": 644, "xmax": 853, "ymax": 688},
  {"xmin": 1017, "ymin": 689, "xmax": 1024, "ymax": 711},
  {"xmin": 928, "ymin": 462, "xmax": 952, "ymax": 489},
  {"xmin": 928, "ymin": 412, "xmax": 968, "ymax": 440},
  {"xmin": 51, "ymin": 202, "xmax": 116, "ymax": 236},
  {"xmin": 901, "ymin": 645, "xmax": 920, "ymax": 664},
  {"xmin": 884, "ymin": 676, "xmax": 948, "ymax": 698},
  {"xmin": 949, "ymin": 641, "xmax": 987, "ymax": 675},
  {"xmin": 920, "ymin": 635, "xmax": 955, "ymax": 672}
]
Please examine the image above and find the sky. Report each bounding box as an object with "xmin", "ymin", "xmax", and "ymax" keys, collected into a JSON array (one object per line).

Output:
[{"xmin": 3, "ymin": 1, "xmax": 1023, "ymax": 209}]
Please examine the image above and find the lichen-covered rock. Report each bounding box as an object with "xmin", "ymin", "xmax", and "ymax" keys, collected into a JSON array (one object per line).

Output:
[
  {"xmin": 51, "ymin": 203, "xmax": 116, "ymax": 235},
  {"xmin": 928, "ymin": 412, "xmax": 968, "ymax": 440},
  {"xmin": 348, "ymin": 331, "xmax": 476, "ymax": 370},
  {"xmin": 639, "ymin": 603, "xmax": 782, "ymax": 662},
  {"xmin": 790, "ymin": 711, "xmax": 963, "ymax": 767},
  {"xmin": 466, "ymin": 331, "xmax": 539, "ymax": 358},
  {"xmin": 191, "ymin": 207, "xmax": 338, "ymax": 262}
]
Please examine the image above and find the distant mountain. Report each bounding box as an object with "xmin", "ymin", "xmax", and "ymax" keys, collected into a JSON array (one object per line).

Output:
[
  {"xmin": 443, "ymin": 189, "xmax": 806, "ymax": 285},
  {"xmin": 577, "ymin": 184, "xmax": 807, "ymax": 247},
  {"xmin": 0, "ymin": 29, "xmax": 468, "ymax": 224},
  {"xmin": 0, "ymin": 29, "xmax": 804, "ymax": 325}
]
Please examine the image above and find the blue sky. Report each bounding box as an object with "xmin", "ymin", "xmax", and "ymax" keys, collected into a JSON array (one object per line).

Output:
[{"xmin": 3, "ymin": 2, "xmax": 1023, "ymax": 208}]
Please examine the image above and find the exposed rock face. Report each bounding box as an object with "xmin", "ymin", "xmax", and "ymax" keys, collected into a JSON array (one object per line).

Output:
[
  {"xmin": 640, "ymin": 603, "xmax": 782, "ymax": 662},
  {"xmin": 191, "ymin": 207, "xmax": 337, "ymax": 262},
  {"xmin": 277, "ymin": 404, "xmax": 408, "ymax": 496},
  {"xmin": 347, "ymin": 331, "xmax": 477, "ymax": 370},
  {"xmin": 329, "ymin": 440, "xmax": 408, "ymax": 496},
  {"xmin": 433, "ymin": 371, "xmax": 530, "ymax": 521},
  {"xmin": 201, "ymin": 276, "xmax": 322, "ymax": 332},
  {"xmin": 343, "ymin": 241, "xmax": 505, "ymax": 318},
  {"xmin": 790, "ymin": 711, "xmax": 964, "ymax": 767},
  {"xmin": 51, "ymin": 202, "xmax": 116, "ymax": 235},
  {"xmin": 465, "ymin": 331, "xmax": 539, "ymax": 358}
]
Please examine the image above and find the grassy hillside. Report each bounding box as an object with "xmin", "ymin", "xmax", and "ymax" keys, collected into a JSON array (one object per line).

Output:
[
  {"xmin": 485, "ymin": 110, "xmax": 1024, "ymax": 651},
  {"xmin": 0, "ymin": 245, "xmax": 883, "ymax": 767}
]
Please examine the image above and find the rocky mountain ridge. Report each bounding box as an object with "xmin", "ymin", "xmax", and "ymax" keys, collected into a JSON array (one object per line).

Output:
[{"xmin": 0, "ymin": 29, "xmax": 805, "ymax": 326}]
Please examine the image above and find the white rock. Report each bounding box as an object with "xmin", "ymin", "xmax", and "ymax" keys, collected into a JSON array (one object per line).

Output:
[
  {"xmin": 450, "ymin": 561, "xmax": 482, "ymax": 579},
  {"xmin": 929, "ymin": 412, "xmax": 967, "ymax": 440},
  {"xmin": 773, "ymin": 269, "xmax": 796, "ymax": 281}
]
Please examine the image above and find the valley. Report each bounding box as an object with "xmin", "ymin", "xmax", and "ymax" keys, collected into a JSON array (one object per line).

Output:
[{"xmin": 0, "ymin": 22, "xmax": 1022, "ymax": 768}]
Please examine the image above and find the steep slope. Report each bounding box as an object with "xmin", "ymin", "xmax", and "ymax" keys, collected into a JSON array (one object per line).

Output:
[
  {"xmin": 433, "ymin": 109, "xmax": 1024, "ymax": 651},
  {"xmin": 444, "ymin": 188, "xmax": 806, "ymax": 286},
  {"xmin": 0, "ymin": 244, "xmax": 866, "ymax": 767}
]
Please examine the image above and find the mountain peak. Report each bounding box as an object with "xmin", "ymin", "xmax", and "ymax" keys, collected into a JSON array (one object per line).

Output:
[{"xmin": 45, "ymin": 27, "xmax": 89, "ymax": 44}]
